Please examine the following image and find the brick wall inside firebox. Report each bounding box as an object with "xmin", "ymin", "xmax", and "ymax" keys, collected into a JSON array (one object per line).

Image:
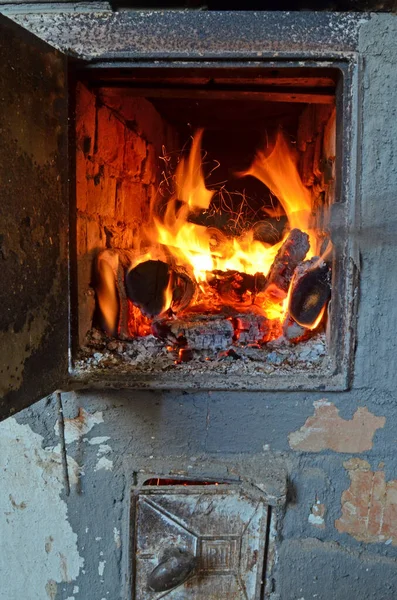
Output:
[{"xmin": 75, "ymin": 82, "xmax": 178, "ymax": 344}]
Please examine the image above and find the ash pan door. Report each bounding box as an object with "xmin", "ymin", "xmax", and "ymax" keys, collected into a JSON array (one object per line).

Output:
[{"xmin": 132, "ymin": 484, "xmax": 271, "ymax": 599}]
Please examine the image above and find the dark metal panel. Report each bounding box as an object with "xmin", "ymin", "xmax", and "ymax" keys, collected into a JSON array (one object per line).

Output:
[
  {"xmin": 0, "ymin": 15, "xmax": 68, "ymax": 420},
  {"xmin": 132, "ymin": 486, "xmax": 269, "ymax": 599},
  {"xmin": 10, "ymin": 10, "xmax": 366, "ymax": 61}
]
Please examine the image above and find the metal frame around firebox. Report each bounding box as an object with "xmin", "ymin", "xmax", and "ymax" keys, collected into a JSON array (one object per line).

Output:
[{"xmin": 44, "ymin": 12, "xmax": 360, "ymax": 392}]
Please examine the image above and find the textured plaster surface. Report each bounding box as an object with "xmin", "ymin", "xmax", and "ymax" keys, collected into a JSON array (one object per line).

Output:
[
  {"xmin": 336, "ymin": 458, "xmax": 397, "ymax": 545},
  {"xmin": 288, "ymin": 400, "xmax": 385, "ymax": 452},
  {"xmin": 0, "ymin": 10, "xmax": 397, "ymax": 600},
  {"xmin": 0, "ymin": 417, "xmax": 83, "ymax": 600}
]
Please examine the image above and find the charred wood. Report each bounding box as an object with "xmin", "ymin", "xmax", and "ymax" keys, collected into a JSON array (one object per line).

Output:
[
  {"xmin": 125, "ymin": 259, "xmax": 197, "ymax": 317},
  {"xmin": 208, "ymin": 270, "xmax": 266, "ymax": 305},
  {"xmin": 232, "ymin": 314, "xmax": 281, "ymax": 344},
  {"xmin": 170, "ymin": 266, "xmax": 197, "ymax": 313},
  {"xmin": 252, "ymin": 219, "xmax": 283, "ymax": 245},
  {"xmin": 289, "ymin": 259, "xmax": 331, "ymax": 327},
  {"xmin": 126, "ymin": 259, "xmax": 171, "ymax": 318},
  {"xmin": 153, "ymin": 316, "xmax": 234, "ymax": 351},
  {"xmin": 264, "ymin": 228, "xmax": 310, "ymax": 299},
  {"xmin": 95, "ymin": 249, "xmax": 130, "ymax": 337}
]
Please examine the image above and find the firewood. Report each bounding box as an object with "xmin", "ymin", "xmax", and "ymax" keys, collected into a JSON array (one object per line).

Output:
[
  {"xmin": 232, "ymin": 314, "xmax": 281, "ymax": 344},
  {"xmin": 207, "ymin": 227, "xmax": 230, "ymax": 256},
  {"xmin": 170, "ymin": 265, "xmax": 197, "ymax": 313},
  {"xmin": 264, "ymin": 228, "xmax": 310, "ymax": 299},
  {"xmin": 125, "ymin": 259, "xmax": 197, "ymax": 316},
  {"xmin": 283, "ymin": 315, "xmax": 307, "ymax": 342},
  {"xmin": 95, "ymin": 249, "xmax": 130, "ymax": 337},
  {"xmin": 125, "ymin": 259, "xmax": 171, "ymax": 317},
  {"xmin": 207, "ymin": 270, "xmax": 266, "ymax": 305},
  {"xmin": 252, "ymin": 220, "xmax": 282, "ymax": 245},
  {"xmin": 154, "ymin": 316, "xmax": 234, "ymax": 351},
  {"xmin": 289, "ymin": 259, "xmax": 331, "ymax": 327}
]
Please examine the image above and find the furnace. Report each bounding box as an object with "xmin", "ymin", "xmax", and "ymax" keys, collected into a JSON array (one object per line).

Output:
[
  {"xmin": 72, "ymin": 64, "xmax": 353, "ymax": 390},
  {"xmin": 2, "ymin": 7, "xmax": 395, "ymax": 600},
  {"xmin": 0, "ymin": 10, "xmax": 359, "ymax": 418}
]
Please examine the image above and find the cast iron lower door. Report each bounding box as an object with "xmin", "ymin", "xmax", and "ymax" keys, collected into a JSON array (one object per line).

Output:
[{"xmin": 132, "ymin": 485, "xmax": 270, "ymax": 599}]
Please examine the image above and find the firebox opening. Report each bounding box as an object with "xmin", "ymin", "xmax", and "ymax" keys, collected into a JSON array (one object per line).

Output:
[{"xmin": 73, "ymin": 67, "xmax": 340, "ymax": 386}]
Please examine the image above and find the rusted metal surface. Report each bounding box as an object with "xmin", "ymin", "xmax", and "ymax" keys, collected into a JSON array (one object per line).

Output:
[
  {"xmin": 132, "ymin": 485, "xmax": 270, "ymax": 599},
  {"xmin": 0, "ymin": 15, "xmax": 68, "ymax": 420}
]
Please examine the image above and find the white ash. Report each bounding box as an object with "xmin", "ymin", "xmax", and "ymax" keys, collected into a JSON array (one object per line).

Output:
[{"xmin": 75, "ymin": 328, "xmax": 327, "ymax": 376}]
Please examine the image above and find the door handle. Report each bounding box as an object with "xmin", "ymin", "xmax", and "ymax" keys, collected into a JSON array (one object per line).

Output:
[{"xmin": 147, "ymin": 547, "xmax": 197, "ymax": 592}]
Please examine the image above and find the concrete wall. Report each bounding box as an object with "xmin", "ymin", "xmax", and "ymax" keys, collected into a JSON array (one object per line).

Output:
[{"xmin": 1, "ymin": 12, "xmax": 397, "ymax": 600}]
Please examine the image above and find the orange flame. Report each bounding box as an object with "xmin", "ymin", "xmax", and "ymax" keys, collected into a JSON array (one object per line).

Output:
[
  {"xmin": 306, "ymin": 303, "xmax": 327, "ymax": 331},
  {"xmin": 149, "ymin": 130, "xmax": 288, "ymax": 284},
  {"xmin": 244, "ymin": 131, "xmax": 316, "ymax": 256},
  {"xmin": 96, "ymin": 129, "xmax": 327, "ymax": 338}
]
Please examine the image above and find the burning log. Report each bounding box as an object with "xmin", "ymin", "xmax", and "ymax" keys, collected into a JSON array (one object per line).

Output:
[
  {"xmin": 232, "ymin": 314, "xmax": 282, "ymax": 344},
  {"xmin": 252, "ymin": 220, "xmax": 283, "ymax": 245},
  {"xmin": 95, "ymin": 249, "xmax": 130, "ymax": 337},
  {"xmin": 207, "ymin": 270, "xmax": 266, "ymax": 305},
  {"xmin": 126, "ymin": 260, "xmax": 171, "ymax": 317},
  {"xmin": 282, "ymin": 258, "xmax": 331, "ymax": 342},
  {"xmin": 125, "ymin": 260, "xmax": 197, "ymax": 317},
  {"xmin": 153, "ymin": 316, "xmax": 234, "ymax": 351},
  {"xmin": 264, "ymin": 228, "xmax": 310, "ymax": 299},
  {"xmin": 170, "ymin": 265, "xmax": 197, "ymax": 313},
  {"xmin": 207, "ymin": 227, "xmax": 230, "ymax": 256},
  {"xmin": 289, "ymin": 259, "xmax": 331, "ymax": 328}
]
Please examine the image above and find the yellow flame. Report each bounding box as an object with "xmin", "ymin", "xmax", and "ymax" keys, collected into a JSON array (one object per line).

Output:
[
  {"xmin": 244, "ymin": 131, "xmax": 316, "ymax": 256},
  {"xmin": 175, "ymin": 130, "xmax": 214, "ymax": 210},
  {"xmin": 163, "ymin": 274, "xmax": 174, "ymax": 313},
  {"xmin": 96, "ymin": 129, "xmax": 325, "ymax": 331},
  {"xmin": 149, "ymin": 131, "xmax": 301, "ymax": 285}
]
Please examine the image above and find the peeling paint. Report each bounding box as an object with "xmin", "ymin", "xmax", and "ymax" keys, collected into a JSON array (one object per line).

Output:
[
  {"xmin": 308, "ymin": 500, "xmax": 326, "ymax": 529},
  {"xmin": 289, "ymin": 400, "xmax": 385, "ymax": 452},
  {"xmin": 97, "ymin": 444, "xmax": 112, "ymax": 456},
  {"xmin": 45, "ymin": 536, "xmax": 54, "ymax": 554},
  {"xmin": 336, "ymin": 459, "xmax": 397, "ymax": 545},
  {"xmin": 0, "ymin": 419, "xmax": 84, "ymax": 598},
  {"xmin": 95, "ymin": 457, "xmax": 113, "ymax": 472},
  {"xmin": 58, "ymin": 408, "xmax": 104, "ymax": 444},
  {"xmin": 88, "ymin": 436, "xmax": 110, "ymax": 445},
  {"xmin": 98, "ymin": 560, "xmax": 106, "ymax": 576},
  {"xmin": 45, "ymin": 444, "xmax": 82, "ymax": 485},
  {"xmin": 45, "ymin": 580, "xmax": 57, "ymax": 600},
  {"xmin": 113, "ymin": 527, "xmax": 121, "ymax": 549}
]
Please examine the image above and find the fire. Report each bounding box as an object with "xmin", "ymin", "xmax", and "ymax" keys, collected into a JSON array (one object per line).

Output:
[
  {"xmin": 148, "ymin": 130, "xmax": 315, "ymax": 314},
  {"xmin": 95, "ymin": 129, "xmax": 328, "ymax": 339},
  {"xmin": 149, "ymin": 130, "xmax": 294, "ymax": 285},
  {"xmin": 306, "ymin": 304, "xmax": 327, "ymax": 331},
  {"xmin": 244, "ymin": 131, "xmax": 316, "ymax": 255}
]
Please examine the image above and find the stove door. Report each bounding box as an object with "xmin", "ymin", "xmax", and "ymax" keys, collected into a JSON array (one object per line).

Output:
[
  {"xmin": 0, "ymin": 15, "xmax": 68, "ymax": 420},
  {"xmin": 133, "ymin": 486, "xmax": 270, "ymax": 599}
]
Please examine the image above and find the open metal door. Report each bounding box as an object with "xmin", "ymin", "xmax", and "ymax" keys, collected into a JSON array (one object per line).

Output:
[{"xmin": 0, "ymin": 15, "xmax": 69, "ymax": 420}]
